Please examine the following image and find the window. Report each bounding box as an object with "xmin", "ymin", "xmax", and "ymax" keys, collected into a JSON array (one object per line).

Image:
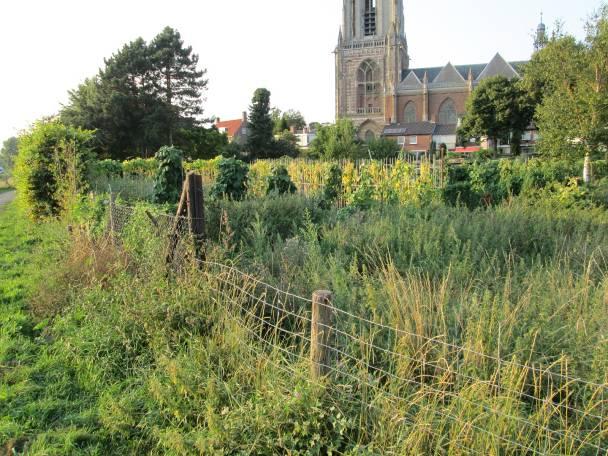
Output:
[
  {"xmin": 409, "ymin": 136, "xmax": 418, "ymax": 145},
  {"xmin": 438, "ymin": 98, "xmax": 458, "ymax": 125},
  {"xmin": 356, "ymin": 60, "xmax": 382, "ymax": 114},
  {"xmin": 404, "ymin": 102, "xmax": 416, "ymax": 124},
  {"xmin": 397, "ymin": 136, "xmax": 406, "ymax": 145},
  {"xmin": 364, "ymin": 0, "xmax": 377, "ymax": 36}
]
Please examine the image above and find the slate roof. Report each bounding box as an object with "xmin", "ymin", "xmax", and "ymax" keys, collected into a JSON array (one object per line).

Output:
[
  {"xmin": 383, "ymin": 122, "xmax": 436, "ymax": 136},
  {"xmin": 434, "ymin": 124, "xmax": 457, "ymax": 135},
  {"xmin": 402, "ymin": 58, "xmax": 528, "ymax": 83}
]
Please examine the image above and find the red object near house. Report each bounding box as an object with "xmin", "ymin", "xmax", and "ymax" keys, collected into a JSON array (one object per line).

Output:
[{"xmin": 454, "ymin": 146, "xmax": 481, "ymax": 153}]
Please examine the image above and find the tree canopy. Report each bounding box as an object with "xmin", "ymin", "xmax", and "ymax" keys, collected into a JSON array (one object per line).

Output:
[
  {"xmin": 459, "ymin": 76, "xmax": 534, "ymax": 154},
  {"xmin": 522, "ymin": 7, "xmax": 608, "ymax": 158},
  {"xmin": 61, "ymin": 27, "xmax": 209, "ymax": 160},
  {"xmin": 246, "ymin": 88, "xmax": 274, "ymax": 158},
  {"xmin": 0, "ymin": 137, "xmax": 18, "ymax": 173},
  {"xmin": 309, "ymin": 119, "xmax": 363, "ymax": 159}
]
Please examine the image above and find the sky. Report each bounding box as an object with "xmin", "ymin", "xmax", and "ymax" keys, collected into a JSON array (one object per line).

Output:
[{"xmin": 0, "ymin": 0, "xmax": 603, "ymax": 143}]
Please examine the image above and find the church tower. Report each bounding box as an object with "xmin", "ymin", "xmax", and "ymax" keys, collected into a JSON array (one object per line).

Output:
[{"xmin": 335, "ymin": 0, "xmax": 409, "ymax": 137}]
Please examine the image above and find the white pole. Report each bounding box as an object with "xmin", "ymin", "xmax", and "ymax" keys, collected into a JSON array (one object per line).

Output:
[{"xmin": 583, "ymin": 152, "xmax": 592, "ymax": 185}]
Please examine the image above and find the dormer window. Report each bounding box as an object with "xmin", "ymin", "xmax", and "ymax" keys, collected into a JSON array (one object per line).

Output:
[{"xmin": 364, "ymin": 0, "xmax": 377, "ymax": 36}]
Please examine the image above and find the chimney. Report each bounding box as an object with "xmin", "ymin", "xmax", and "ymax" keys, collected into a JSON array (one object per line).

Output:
[
  {"xmin": 242, "ymin": 111, "xmax": 248, "ymax": 123},
  {"xmin": 290, "ymin": 126, "xmax": 296, "ymax": 134},
  {"xmin": 215, "ymin": 117, "xmax": 221, "ymax": 124}
]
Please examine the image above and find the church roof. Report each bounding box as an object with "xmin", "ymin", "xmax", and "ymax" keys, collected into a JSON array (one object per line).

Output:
[
  {"xmin": 402, "ymin": 55, "xmax": 527, "ymax": 84},
  {"xmin": 383, "ymin": 122, "xmax": 436, "ymax": 136}
]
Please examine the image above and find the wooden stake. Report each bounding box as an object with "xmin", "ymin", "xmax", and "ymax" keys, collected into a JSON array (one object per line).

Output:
[
  {"xmin": 187, "ymin": 173, "xmax": 206, "ymax": 263},
  {"xmin": 311, "ymin": 290, "xmax": 334, "ymax": 380},
  {"xmin": 166, "ymin": 174, "xmax": 189, "ymax": 265}
]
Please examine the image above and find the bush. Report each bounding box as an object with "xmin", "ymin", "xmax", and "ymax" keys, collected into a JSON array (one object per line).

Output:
[
  {"xmin": 210, "ymin": 158, "xmax": 249, "ymax": 200},
  {"xmin": 122, "ymin": 158, "xmax": 157, "ymax": 177},
  {"xmin": 14, "ymin": 120, "xmax": 95, "ymax": 220},
  {"xmin": 266, "ymin": 165, "xmax": 296, "ymax": 196},
  {"xmin": 322, "ymin": 164, "xmax": 343, "ymax": 205},
  {"xmin": 153, "ymin": 146, "xmax": 184, "ymax": 204},
  {"xmin": 367, "ymin": 137, "xmax": 400, "ymax": 159},
  {"xmin": 90, "ymin": 159, "xmax": 123, "ymax": 179}
]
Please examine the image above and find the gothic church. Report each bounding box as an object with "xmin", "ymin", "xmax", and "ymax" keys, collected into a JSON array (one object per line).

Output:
[{"xmin": 335, "ymin": 0, "xmax": 532, "ymax": 149}]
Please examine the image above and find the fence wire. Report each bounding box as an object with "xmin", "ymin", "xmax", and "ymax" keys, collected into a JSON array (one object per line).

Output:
[{"xmin": 107, "ymin": 202, "xmax": 608, "ymax": 455}]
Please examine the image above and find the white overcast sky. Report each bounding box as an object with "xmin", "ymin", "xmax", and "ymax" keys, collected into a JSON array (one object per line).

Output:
[{"xmin": 0, "ymin": 0, "xmax": 602, "ymax": 142}]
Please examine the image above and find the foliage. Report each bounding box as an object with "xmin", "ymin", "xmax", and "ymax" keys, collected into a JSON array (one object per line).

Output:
[
  {"xmin": 153, "ymin": 146, "xmax": 184, "ymax": 204},
  {"xmin": 0, "ymin": 136, "xmax": 18, "ymax": 173},
  {"xmin": 309, "ymin": 119, "xmax": 364, "ymax": 159},
  {"xmin": 2, "ymin": 192, "xmax": 607, "ymax": 454},
  {"xmin": 459, "ymin": 76, "xmax": 534, "ymax": 154},
  {"xmin": 220, "ymin": 141, "xmax": 245, "ymax": 160},
  {"xmin": 266, "ymin": 165, "xmax": 297, "ymax": 196},
  {"xmin": 367, "ymin": 137, "xmax": 401, "ymax": 159},
  {"xmin": 273, "ymin": 109, "xmax": 307, "ymax": 134},
  {"xmin": 322, "ymin": 164, "xmax": 343, "ymax": 205},
  {"xmin": 61, "ymin": 27, "xmax": 207, "ymax": 159},
  {"xmin": 90, "ymin": 159, "xmax": 123, "ymax": 179},
  {"xmin": 122, "ymin": 157, "xmax": 157, "ymax": 177},
  {"xmin": 174, "ymin": 126, "xmax": 228, "ymax": 160},
  {"xmin": 210, "ymin": 158, "xmax": 249, "ymax": 200},
  {"xmin": 246, "ymin": 88, "xmax": 274, "ymax": 159},
  {"xmin": 14, "ymin": 120, "xmax": 95, "ymax": 220},
  {"xmin": 523, "ymin": 8, "xmax": 608, "ymax": 158}
]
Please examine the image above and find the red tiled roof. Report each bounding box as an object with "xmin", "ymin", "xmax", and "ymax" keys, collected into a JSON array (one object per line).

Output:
[{"xmin": 215, "ymin": 119, "xmax": 243, "ymax": 138}]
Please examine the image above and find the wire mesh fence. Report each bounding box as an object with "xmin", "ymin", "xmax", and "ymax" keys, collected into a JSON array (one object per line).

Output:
[{"xmin": 107, "ymin": 201, "xmax": 608, "ymax": 454}]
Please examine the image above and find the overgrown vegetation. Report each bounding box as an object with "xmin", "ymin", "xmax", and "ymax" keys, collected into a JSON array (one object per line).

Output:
[
  {"xmin": 1, "ymin": 187, "xmax": 606, "ymax": 453},
  {"xmin": 14, "ymin": 120, "xmax": 94, "ymax": 220}
]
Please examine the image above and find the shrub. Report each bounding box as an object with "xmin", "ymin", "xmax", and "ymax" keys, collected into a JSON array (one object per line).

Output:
[
  {"xmin": 266, "ymin": 165, "xmax": 296, "ymax": 196},
  {"xmin": 90, "ymin": 159, "xmax": 123, "ymax": 179},
  {"xmin": 122, "ymin": 158, "xmax": 157, "ymax": 177},
  {"xmin": 14, "ymin": 120, "xmax": 95, "ymax": 220},
  {"xmin": 210, "ymin": 158, "xmax": 249, "ymax": 200},
  {"xmin": 367, "ymin": 137, "xmax": 400, "ymax": 159},
  {"xmin": 153, "ymin": 146, "xmax": 184, "ymax": 204},
  {"xmin": 322, "ymin": 164, "xmax": 343, "ymax": 205}
]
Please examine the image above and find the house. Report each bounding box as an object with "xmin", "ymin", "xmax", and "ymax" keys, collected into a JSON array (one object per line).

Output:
[{"xmin": 215, "ymin": 112, "xmax": 249, "ymax": 145}]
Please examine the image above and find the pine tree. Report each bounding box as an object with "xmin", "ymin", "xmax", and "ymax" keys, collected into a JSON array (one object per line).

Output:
[
  {"xmin": 150, "ymin": 27, "xmax": 208, "ymax": 145},
  {"xmin": 246, "ymin": 88, "xmax": 274, "ymax": 159}
]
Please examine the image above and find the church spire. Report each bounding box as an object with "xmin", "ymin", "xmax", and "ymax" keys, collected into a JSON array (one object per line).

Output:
[{"xmin": 534, "ymin": 12, "xmax": 548, "ymax": 51}]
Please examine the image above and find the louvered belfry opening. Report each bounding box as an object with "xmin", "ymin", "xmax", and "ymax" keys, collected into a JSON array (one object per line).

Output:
[{"xmin": 364, "ymin": 0, "xmax": 377, "ymax": 36}]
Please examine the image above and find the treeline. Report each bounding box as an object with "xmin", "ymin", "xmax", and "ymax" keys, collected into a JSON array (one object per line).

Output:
[
  {"xmin": 60, "ymin": 27, "xmax": 225, "ymax": 161},
  {"xmin": 459, "ymin": 6, "xmax": 608, "ymax": 159}
]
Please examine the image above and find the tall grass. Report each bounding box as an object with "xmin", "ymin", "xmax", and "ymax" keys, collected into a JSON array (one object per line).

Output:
[{"xmin": 1, "ymin": 196, "xmax": 607, "ymax": 454}]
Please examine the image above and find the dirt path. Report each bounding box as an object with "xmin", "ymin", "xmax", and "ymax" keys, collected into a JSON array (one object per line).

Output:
[{"xmin": 0, "ymin": 191, "xmax": 16, "ymax": 208}]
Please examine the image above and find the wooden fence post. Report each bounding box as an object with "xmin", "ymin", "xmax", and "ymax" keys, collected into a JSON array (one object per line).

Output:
[
  {"xmin": 311, "ymin": 290, "xmax": 334, "ymax": 380},
  {"xmin": 166, "ymin": 174, "xmax": 189, "ymax": 265},
  {"xmin": 187, "ymin": 173, "xmax": 206, "ymax": 263}
]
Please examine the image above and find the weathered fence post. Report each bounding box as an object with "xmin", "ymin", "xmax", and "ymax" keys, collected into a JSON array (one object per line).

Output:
[
  {"xmin": 166, "ymin": 174, "xmax": 189, "ymax": 265},
  {"xmin": 310, "ymin": 290, "xmax": 334, "ymax": 380},
  {"xmin": 187, "ymin": 173, "xmax": 206, "ymax": 263}
]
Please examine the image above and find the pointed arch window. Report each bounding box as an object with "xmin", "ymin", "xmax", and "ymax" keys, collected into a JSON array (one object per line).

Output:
[
  {"xmin": 365, "ymin": 130, "xmax": 376, "ymax": 142},
  {"xmin": 356, "ymin": 60, "xmax": 382, "ymax": 114},
  {"xmin": 404, "ymin": 102, "xmax": 417, "ymax": 124},
  {"xmin": 438, "ymin": 98, "xmax": 458, "ymax": 125}
]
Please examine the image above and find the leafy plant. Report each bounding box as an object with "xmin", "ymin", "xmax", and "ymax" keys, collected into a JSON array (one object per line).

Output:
[
  {"xmin": 210, "ymin": 158, "xmax": 249, "ymax": 200},
  {"xmin": 153, "ymin": 146, "xmax": 184, "ymax": 204},
  {"xmin": 266, "ymin": 165, "xmax": 296, "ymax": 196},
  {"xmin": 14, "ymin": 119, "xmax": 95, "ymax": 220},
  {"xmin": 322, "ymin": 164, "xmax": 343, "ymax": 205}
]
